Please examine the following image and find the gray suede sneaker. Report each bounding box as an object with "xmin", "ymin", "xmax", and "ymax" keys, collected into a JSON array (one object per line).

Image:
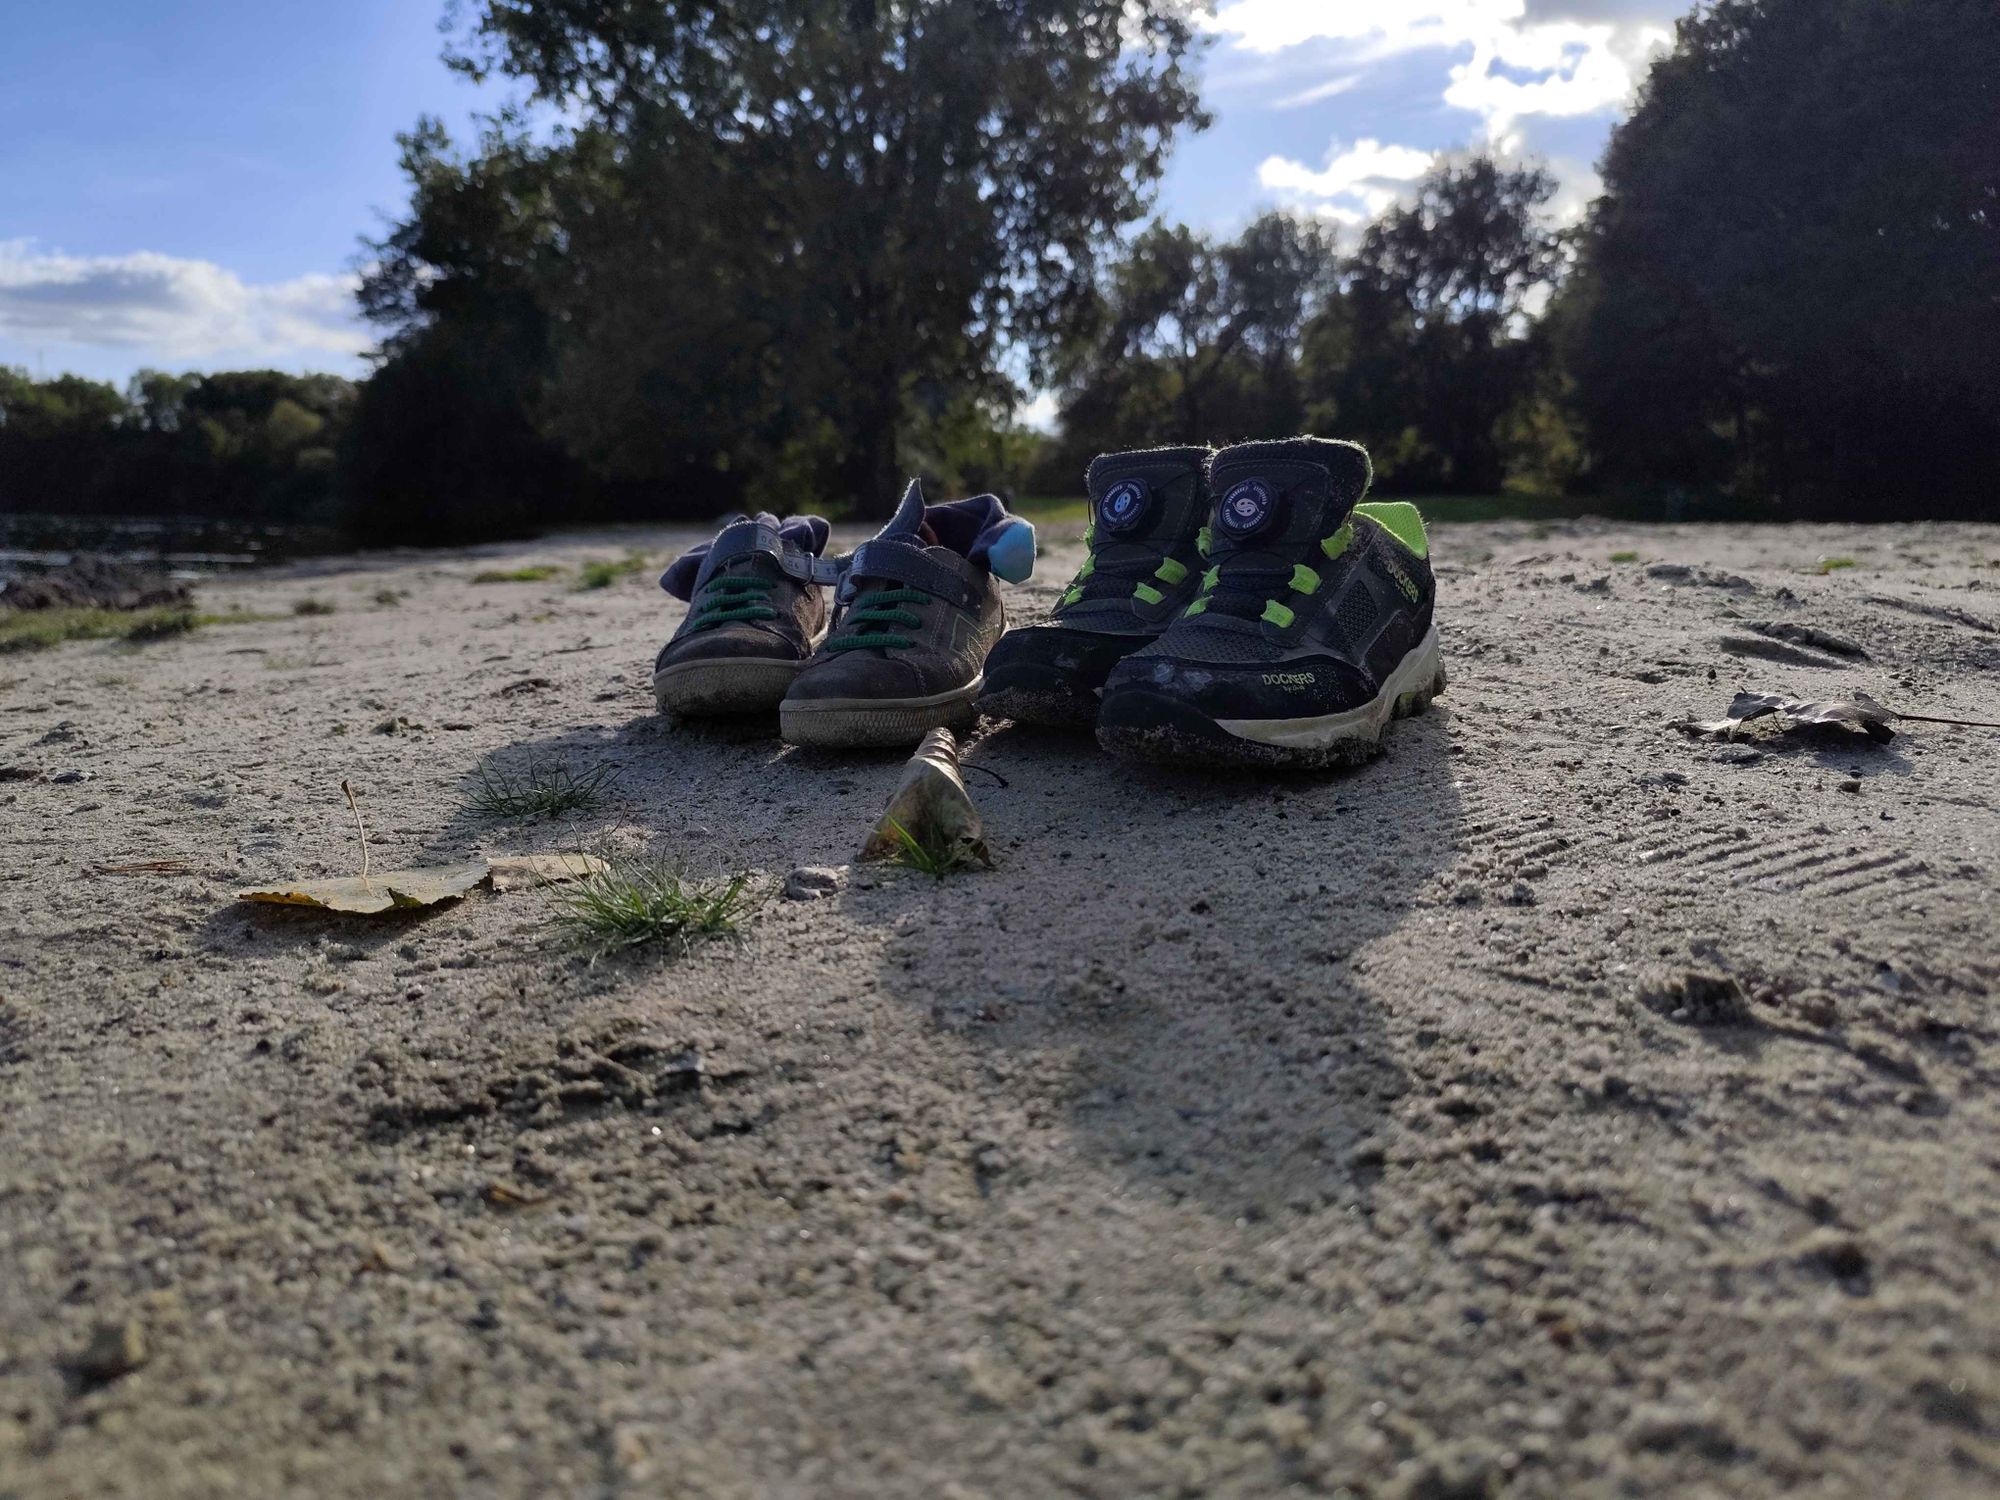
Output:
[
  {"xmin": 978, "ymin": 445, "xmax": 1211, "ymax": 727},
  {"xmin": 779, "ymin": 481, "xmax": 1035, "ymax": 749},
  {"xmin": 654, "ymin": 513, "xmax": 837, "ymax": 717}
]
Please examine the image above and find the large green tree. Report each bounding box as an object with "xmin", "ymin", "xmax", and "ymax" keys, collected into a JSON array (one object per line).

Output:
[
  {"xmin": 1037, "ymin": 212, "xmax": 1336, "ymax": 486},
  {"xmin": 365, "ymin": 0, "xmax": 1207, "ymax": 520},
  {"xmin": 1563, "ymin": 0, "xmax": 2000, "ymax": 514},
  {"xmin": 1084, "ymin": 214, "xmax": 1336, "ymax": 441},
  {"xmin": 1311, "ymin": 156, "xmax": 1565, "ymax": 494},
  {"xmin": 349, "ymin": 122, "xmax": 586, "ymax": 544}
]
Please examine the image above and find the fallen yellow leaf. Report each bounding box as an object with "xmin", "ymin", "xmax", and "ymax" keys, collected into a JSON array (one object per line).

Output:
[{"xmin": 237, "ymin": 861, "xmax": 490, "ymax": 914}]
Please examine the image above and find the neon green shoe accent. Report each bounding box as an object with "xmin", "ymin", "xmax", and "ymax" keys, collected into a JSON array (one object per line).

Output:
[
  {"xmin": 1354, "ymin": 501, "xmax": 1429, "ymax": 559},
  {"xmin": 1201, "ymin": 565, "xmax": 1220, "ymax": 592},
  {"xmin": 1077, "ymin": 555, "xmax": 1096, "ymax": 580},
  {"xmin": 1154, "ymin": 558, "xmax": 1188, "ymax": 585},
  {"xmin": 1262, "ymin": 600, "xmax": 1295, "ymax": 628},
  {"xmin": 1196, "ymin": 526, "xmax": 1213, "ymax": 558},
  {"xmin": 1061, "ymin": 586, "xmax": 1083, "ymax": 606},
  {"xmin": 1184, "ymin": 598, "xmax": 1208, "ymax": 617},
  {"xmin": 1319, "ymin": 522, "xmax": 1355, "ymax": 562},
  {"xmin": 1290, "ymin": 563, "xmax": 1321, "ymax": 594},
  {"xmin": 1134, "ymin": 583, "xmax": 1165, "ymax": 605}
]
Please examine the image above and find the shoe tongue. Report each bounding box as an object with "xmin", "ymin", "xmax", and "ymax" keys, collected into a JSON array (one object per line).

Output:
[
  {"xmin": 880, "ymin": 478, "xmax": 930, "ymax": 540},
  {"xmin": 1208, "ymin": 439, "xmax": 1371, "ymax": 557},
  {"xmin": 1088, "ymin": 446, "xmax": 1208, "ymax": 547},
  {"xmin": 777, "ymin": 514, "xmax": 831, "ymax": 557}
]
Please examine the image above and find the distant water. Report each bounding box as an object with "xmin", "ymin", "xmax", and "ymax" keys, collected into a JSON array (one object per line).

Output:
[{"xmin": 0, "ymin": 513, "xmax": 341, "ymax": 587}]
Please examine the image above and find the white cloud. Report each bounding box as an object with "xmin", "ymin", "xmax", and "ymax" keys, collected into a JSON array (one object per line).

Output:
[
  {"xmin": 1208, "ymin": 0, "xmax": 1673, "ymax": 141},
  {"xmin": 1259, "ymin": 138, "xmax": 1438, "ymax": 223},
  {"xmin": 0, "ymin": 240, "xmax": 368, "ymax": 369}
]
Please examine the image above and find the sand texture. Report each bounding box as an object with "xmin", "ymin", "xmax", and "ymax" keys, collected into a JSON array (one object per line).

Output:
[{"xmin": 2, "ymin": 519, "xmax": 1996, "ymax": 1498}]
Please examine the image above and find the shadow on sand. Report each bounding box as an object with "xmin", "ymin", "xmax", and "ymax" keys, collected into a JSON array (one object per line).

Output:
[
  {"xmin": 856, "ymin": 708, "xmax": 1463, "ymax": 1221},
  {"xmin": 417, "ymin": 694, "xmax": 1462, "ymax": 1222}
]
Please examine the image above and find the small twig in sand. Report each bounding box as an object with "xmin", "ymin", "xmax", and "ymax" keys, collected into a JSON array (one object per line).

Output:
[{"xmin": 342, "ymin": 779, "xmax": 372, "ymax": 884}]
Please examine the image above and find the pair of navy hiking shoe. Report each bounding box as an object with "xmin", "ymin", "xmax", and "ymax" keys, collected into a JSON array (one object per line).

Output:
[
  {"xmin": 984, "ymin": 438, "xmax": 1445, "ymax": 768},
  {"xmin": 652, "ymin": 437, "xmax": 1443, "ymax": 769}
]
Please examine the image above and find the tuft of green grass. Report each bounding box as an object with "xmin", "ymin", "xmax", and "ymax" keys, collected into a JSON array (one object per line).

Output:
[
  {"xmin": 473, "ymin": 564, "xmax": 564, "ymax": 584},
  {"xmin": 575, "ymin": 554, "xmax": 649, "ymax": 590},
  {"xmin": 469, "ymin": 756, "xmax": 619, "ymax": 818},
  {"xmin": 1816, "ymin": 556, "xmax": 1858, "ymax": 574},
  {"xmin": 0, "ymin": 605, "xmax": 270, "ymax": 654},
  {"xmin": 371, "ymin": 588, "xmax": 408, "ymax": 607},
  {"xmin": 292, "ymin": 597, "xmax": 337, "ymax": 616},
  {"xmin": 551, "ymin": 858, "xmax": 753, "ymax": 956},
  {"xmin": 1609, "ymin": 550, "xmax": 1640, "ymax": 564},
  {"xmin": 123, "ymin": 609, "xmax": 198, "ymax": 641},
  {"xmin": 876, "ymin": 816, "xmax": 984, "ymax": 880}
]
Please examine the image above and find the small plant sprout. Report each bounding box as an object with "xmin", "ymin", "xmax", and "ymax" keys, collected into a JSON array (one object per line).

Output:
[
  {"xmin": 469, "ymin": 756, "xmax": 619, "ymax": 819},
  {"xmin": 576, "ymin": 554, "xmax": 649, "ymax": 590},
  {"xmin": 550, "ymin": 858, "xmax": 754, "ymax": 956},
  {"xmin": 473, "ymin": 564, "xmax": 564, "ymax": 584},
  {"xmin": 877, "ymin": 816, "xmax": 986, "ymax": 880}
]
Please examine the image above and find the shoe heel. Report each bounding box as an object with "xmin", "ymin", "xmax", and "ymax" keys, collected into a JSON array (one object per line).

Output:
[{"xmin": 1394, "ymin": 667, "xmax": 1447, "ymax": 719}]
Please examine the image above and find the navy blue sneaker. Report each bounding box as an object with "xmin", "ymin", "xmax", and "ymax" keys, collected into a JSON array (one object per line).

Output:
[
  {"xmin": 1097, "ymin": 438, "xmax": 1444, "ymax": 769},
  {"xmin": 978, "ymin": 446, "xmax": 1212, "ymax": 727}
]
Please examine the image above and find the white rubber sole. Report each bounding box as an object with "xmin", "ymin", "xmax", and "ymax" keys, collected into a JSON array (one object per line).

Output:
[
  {"xmin": 1214, "ymin": 624, "xmax": 1444, "ymax": 749},
  {"xmin": 653, "ymin": 658, "xmax": 803, "ymax": 717},
  {"xmin": 779, "ymin": 677, "xmax": 983, "ymax": 748}
]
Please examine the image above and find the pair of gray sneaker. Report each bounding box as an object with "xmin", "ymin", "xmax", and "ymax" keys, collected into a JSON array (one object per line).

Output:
[{"xmin": 653, "ymin": 481, "xmax": 1035, "ymax": 748}]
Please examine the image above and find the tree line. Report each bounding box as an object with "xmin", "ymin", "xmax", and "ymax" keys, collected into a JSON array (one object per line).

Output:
[
  {"xmin": 3, "ymin": 0, "xmax": 1992, "ymax": 537},
  {"xmin": 0, "ymin": 368, "xmax": 352, "ymax": 521}
]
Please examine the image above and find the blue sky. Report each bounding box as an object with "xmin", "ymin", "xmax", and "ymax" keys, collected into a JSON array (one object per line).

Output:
[{"xmin": 1, "ymin": 1, "xmax": 1684, "ymax": 387}]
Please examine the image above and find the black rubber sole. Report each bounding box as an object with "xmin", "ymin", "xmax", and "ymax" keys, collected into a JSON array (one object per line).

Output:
[{"xmin": 976, "ymin": 663, "xmax": 1100, "ymax": 730}]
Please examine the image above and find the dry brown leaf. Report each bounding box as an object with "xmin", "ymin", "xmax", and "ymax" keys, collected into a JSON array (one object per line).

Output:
[
  {"xmin": 1732, "ymin": 691, "xmax": 1897, "ymax": 741},
  {"xmin": 1679, "ymin": 691, "xmax": 1895, "ymax": 743},
  {"xmin": 1677, "ymin": 689, "xmax": 1999, "ymax": 745},
  {"xmin": 237, "ymin": 861, "xmax": 491, "ymax": 914},
  {"xmin": 486, "ymin": 853, "xmax": 610, "ymax": 891}
]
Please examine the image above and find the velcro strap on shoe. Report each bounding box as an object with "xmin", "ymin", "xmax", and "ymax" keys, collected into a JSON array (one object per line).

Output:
[
  {"xmin": 693, "ymin": 519, "xmax": 783, "ymax": 593},
  {"xmin": 694, "ymin": 519, "xmax": 841, "ymax": 592},
  {"xmin": 778, "ymin": 550, "xmax": 846, "ymax": 587},
  {"xmin": 843, "ymin": 539, "xmax": 977, "ymax": 606}
]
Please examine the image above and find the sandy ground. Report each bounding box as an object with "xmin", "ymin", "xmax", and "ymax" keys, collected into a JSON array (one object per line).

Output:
[{"xmin": 1, "ymin": 517, "xmax": 1997, "ymax": 1500}]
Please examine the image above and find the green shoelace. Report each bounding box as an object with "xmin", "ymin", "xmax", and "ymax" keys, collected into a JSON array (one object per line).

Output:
[
  {"xmin": 823, "ymin": 587, "xmax": 929, "ymax": 652},
  {"xmin": 686, "ymin": 573, "xmax": 779, "ymax": 631}
]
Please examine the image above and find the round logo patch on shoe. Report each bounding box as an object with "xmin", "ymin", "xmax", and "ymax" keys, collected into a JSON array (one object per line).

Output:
[
  {"xmin": 1216, "ymin": 478, "xmax": 1278, "ymax": 541},
  {"xmin": 1097, "ymin": 478, "xmax": 1153, "ymax": 535}
]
